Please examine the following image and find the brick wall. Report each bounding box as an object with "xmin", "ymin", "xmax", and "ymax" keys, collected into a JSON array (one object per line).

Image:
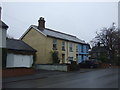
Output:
[
  {"xmin": 100, "ymin": 63, "xmax": 111, "ymax": 68},
  {"xmin": 2, "ymin": 68, "xmax": 35, "ymax": 77}
]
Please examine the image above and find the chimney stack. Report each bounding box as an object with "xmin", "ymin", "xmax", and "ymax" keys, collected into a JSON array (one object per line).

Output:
[
  {"xmin": 38, "ymin": 17, "xmax": 45, "ymax": 29},
  {"xmin": 0, "ymin": 7, "xmax": 1, "ymax": 20}
]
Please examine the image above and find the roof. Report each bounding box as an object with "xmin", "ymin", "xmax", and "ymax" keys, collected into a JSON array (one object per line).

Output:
[
  {"xmin": 7, "ymin": 38, "xmax": 37, "ymax": 52},
  {"xmin": 29, "ymin": 25, "xmax": 88, "ymax": 44},
  {"xmin": 0, "ymin": 20, "xmax": 9, "ymax": 29},
  {"xmin": 91, "ymin": 46, "xmax": 108, "ymax": 53}
]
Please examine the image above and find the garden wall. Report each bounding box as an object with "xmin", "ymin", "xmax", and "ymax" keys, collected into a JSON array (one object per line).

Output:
[
  {"xmin": 35, "ymin": 64, "xmax": 69, "ymax": 71},
  {"xmin": 2, "ymin": 68, "xmax": 35, "ymax": 77}
]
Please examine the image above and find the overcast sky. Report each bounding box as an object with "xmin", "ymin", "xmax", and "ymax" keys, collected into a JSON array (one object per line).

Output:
[{"xmin": 1, "ymin": 2, "xmax": 118, "ymax": 43}]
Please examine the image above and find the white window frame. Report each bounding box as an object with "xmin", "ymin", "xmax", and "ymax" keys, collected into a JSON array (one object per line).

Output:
[
  {"xmin": 69, "ymin": 42, "xmax": 73, "ymax": 52},
  {"xmin": 53, "ymin": 39, "xmax": 57, "ymax": 50},
  {"xmin": 62, "ymin": 41, "xmax": 65, "ymax": 51}
]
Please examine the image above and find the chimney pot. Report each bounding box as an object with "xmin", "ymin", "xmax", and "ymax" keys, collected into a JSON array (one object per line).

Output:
[{"xmin": 38, "ymin": 17, "xmax": 45, "ymax": 29}]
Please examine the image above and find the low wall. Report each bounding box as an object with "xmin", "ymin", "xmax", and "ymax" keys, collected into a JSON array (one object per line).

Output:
[
  {"xmin": 35, "ymin": 64, "xmax": 68, "ymax": 72},
  {"xmin": 100, "ymin": 63, "xmax": 111, "ymax": 68},
  {"xmin": 2, "ymin": 68, "xmax": 35, "ymax": 77}
]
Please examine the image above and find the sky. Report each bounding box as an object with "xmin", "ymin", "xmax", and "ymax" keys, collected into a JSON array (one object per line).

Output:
[{"xmin": 1, "ymin": 2, "xmax": 118, "ymax": 43}]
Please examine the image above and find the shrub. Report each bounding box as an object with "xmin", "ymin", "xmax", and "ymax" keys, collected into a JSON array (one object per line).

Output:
[
  {"xmin": 114, "ymin": 56, "xmax": 120, "ymax": 66},
  {"xmin": 97, "ymin": 55, "xmax": 108, "ymax": 63},
  {"xmin": 69, "ymin": 61, "xmax": 80, "ymax": 71},
  {"xmin": 52, "ymin": 51, "xmax": 60, "ymax": 64}
]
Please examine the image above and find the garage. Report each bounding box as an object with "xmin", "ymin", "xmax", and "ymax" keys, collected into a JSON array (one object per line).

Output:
[
  {"xmin": 5, "ymin": 38, "xmax": 37, "ymax": 68},
  {"xmin": 2, "ymin": 38, "xmax": 37, "ymax": 77},
  {"xmin": 6, "ymin": 53, "xmax": 33, "ymax": 68}
]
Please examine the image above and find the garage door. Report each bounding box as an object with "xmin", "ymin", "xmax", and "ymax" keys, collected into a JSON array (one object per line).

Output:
[{"xmin": 6, "ymin": 53, "xmax": 33, "ymax": 68}]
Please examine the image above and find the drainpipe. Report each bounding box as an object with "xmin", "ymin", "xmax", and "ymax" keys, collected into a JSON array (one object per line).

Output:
[
  {"xmin": 0, "ymin": 7, "xmax": 1, "ymax": 20},
  {"xmin": 66, "ymin": 41, "xmax": 68, "ymax": 63}
]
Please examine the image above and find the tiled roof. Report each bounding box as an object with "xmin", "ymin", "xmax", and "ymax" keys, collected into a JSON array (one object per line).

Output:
[
  {"xmin": 7, "ymin": 38, "xmax": 37, "ymax": 52},
  {"xmin": 32, "ymin": 25, "xmax": 87, "ymax": 44}
]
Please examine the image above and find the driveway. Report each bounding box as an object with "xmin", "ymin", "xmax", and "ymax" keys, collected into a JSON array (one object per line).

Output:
[{"xmin": 2, "ymin": 68, "xmax": 119, "ymax": 88}]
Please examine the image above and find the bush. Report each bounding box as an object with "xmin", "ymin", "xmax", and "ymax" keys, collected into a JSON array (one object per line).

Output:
[
  {"xmin": 97, "ymin": 55, "xmax": 108, "ymax": 63},
  {"xmin": 114, "ymin": 56, "xmax": 120, "ymax": 66},
  {"xmin": 52, "ymin": 51, "xmax": 60, "ymax": 64},
  {"xmin": 69, "ymin": 61, "xmax": 80, "ymax": 71},
  {"xmin": 79, "ymin": 60, "xmax": 100, "ymax": 68}
]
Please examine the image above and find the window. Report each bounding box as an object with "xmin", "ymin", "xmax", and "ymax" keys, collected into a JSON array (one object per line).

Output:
[
  {"xmin": 62, "ymin": 41, "xmax": 65, "ymax": 51},
  {"xmin": 81, "ymin": 45, "xmax": 83, "ymax": 53},
  {"xmin": 53, "ymin": 39, "xmax": 57, "ymax": 50},
  {"xmin": 76, "ymin": 44, "xmax": 78, "ymax": 52},
  {"xmin": 86, "ymin": 46, "xmax": 88, "ymax": 53},
  {"xmin": 69, "ymin": 42, "xmax": 73, "ymax": 52},
  {"xmin": 82, "ymin": 55, "xmax": 84, "ymax": 62},
  {"xmin": 68, "ymin": 57, "xmax": 73, "ymax": 61}
]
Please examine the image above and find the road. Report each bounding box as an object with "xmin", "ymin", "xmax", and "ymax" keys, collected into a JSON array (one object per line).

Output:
[{"xmin": 2, "ymin": 68, "xmax": 119, "ymax": 88}]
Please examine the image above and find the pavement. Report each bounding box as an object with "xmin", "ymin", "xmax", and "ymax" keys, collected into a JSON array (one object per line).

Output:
[{"xmin": 2, "ymin": 68, "xmax": 97, "ymax": 83}]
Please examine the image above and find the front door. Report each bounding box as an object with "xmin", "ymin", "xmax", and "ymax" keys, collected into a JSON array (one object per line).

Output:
[
  {"xmin": 62, "ymin": 54, "xmax": 65, "ymax": 63},
  {"xmin": 76, "ymin": 54, "xmax": 78, "ymax": 63}
]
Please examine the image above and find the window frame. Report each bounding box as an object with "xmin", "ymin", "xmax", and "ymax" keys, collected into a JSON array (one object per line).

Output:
[
  {"xmin": 69, "ymin": 42, "xmax": 73, "ymax": 52},
  {"xmin": 62, "ymin": 41, "xmax": 65, "ymax": 51},
  {"xmin": 53, "ymin": 39, "xmax": 57, "ymax": 50},
  {"xmin": 81, "ymin": 45, "xmax": 83, "ymax": 53},
  {"xmin": 76, "ymin": 44, "xmax": 78, "ymax": 52}
]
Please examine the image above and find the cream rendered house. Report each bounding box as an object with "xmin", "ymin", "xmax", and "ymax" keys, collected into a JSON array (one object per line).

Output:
[{"xmin": 20, "ymin": 17, "xmax": 87, "ymax": 65}]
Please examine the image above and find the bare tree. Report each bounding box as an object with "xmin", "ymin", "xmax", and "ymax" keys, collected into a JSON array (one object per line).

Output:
[{"xmin": 90, "ymin": 23, "xmax": 120, "ymax": 64}]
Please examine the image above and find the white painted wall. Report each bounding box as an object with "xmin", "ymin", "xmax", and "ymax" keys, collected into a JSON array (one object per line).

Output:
[
  {"xmin": 6, "ymin": 53, "xmax": 14, "ymax": 67},
  {"xmin": 6, "ymin": 53, "xmax": 33, "ymax": 68},
  {"xmin": 0, "ymin": 28, "xmax": 2, "ymax": 48},
  {"xmin": 0, "ymin": 28, "xmax": 6, "ymax": 48}
]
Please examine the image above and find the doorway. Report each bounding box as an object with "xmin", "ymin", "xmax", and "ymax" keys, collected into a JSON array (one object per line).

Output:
[
  {"xmin": 62, "ymin": 54, "xmax": 65, "ymax": 64},
  {"xmin": 76, "ymin": 54, "xmax": 78, "ymax": 63}
]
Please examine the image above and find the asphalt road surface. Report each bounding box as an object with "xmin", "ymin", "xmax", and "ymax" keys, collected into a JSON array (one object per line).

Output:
[{"xmin": 2, "ymin": 68, "xmax": 119, "ymax": 88}]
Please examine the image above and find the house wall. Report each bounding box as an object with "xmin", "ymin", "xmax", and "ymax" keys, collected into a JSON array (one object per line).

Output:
[
  {"xmin": 118, "ymin": 2, "xmax": 120, "ymax": 30},
  {"xmin": 0, "ymin": 28, "xmax": 6, "ymax": 48},
  {"xmin": 22, "ymin": 28, "xmax": 48, "ymax": 64},
  {"xmin": 45, "ymin": 38, "xmax": 78, "ymax": 64},
  {"xmin": 78, "ymin": 44, "xmax": 89, "ymax": 63},
  {"xmin": 78, "ymin": 55, "xmax": 81, "ymax": 63},
  {"xmin": 45, "ymin": 37, "xmax": 68, "ymax": 64},
  {"xmin": 0, "ymin": 27, "xmax": 7, "ymax": 69},
  {"xmin": 21, "ymin": 28, "xmax": 79, "ymax": 64},
  {"xmin": 67, "ymin": 42, "xmax": 77, "ymax": 61}
]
